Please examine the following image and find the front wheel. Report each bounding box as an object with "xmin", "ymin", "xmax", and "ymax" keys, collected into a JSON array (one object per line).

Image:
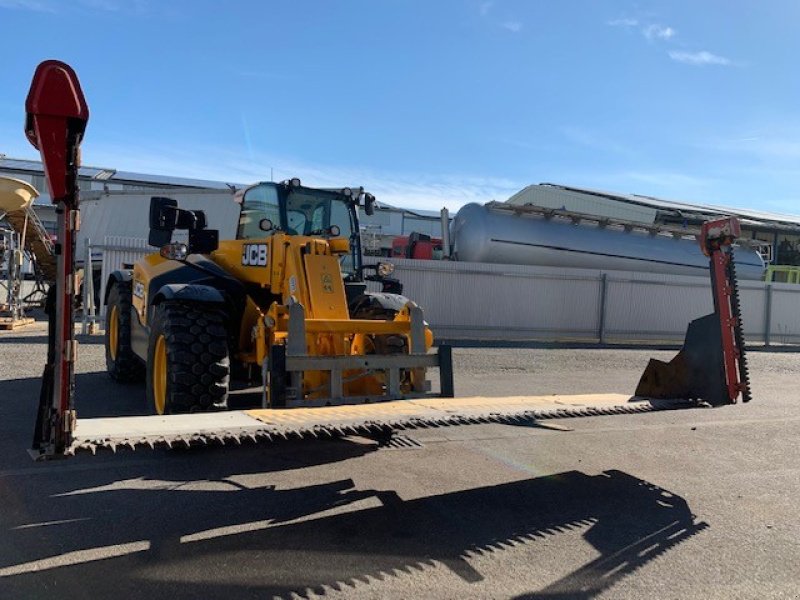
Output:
[
  {"xmin": 146, "ymin": 301, "xmax": 230, "ymax": 415},
  {"xmin": 105, "ymin": 281, "xmax": 145, "ymax": 382}
]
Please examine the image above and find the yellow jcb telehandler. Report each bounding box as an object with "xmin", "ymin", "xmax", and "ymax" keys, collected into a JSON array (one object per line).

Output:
[{"xmin": 103, "ymin": 179, "xmax": 452, "ymax": 414}]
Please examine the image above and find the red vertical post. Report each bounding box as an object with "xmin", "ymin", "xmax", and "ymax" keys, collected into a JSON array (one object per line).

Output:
[
  {"xmin": 25, "ymin": 61, "xmax": 89, "ymax": 457},
  {"xmin": 700, "ymin": 217, "xmax": 749, "ymax": 404},
  {"xmin": 710, "ymin": 251, "xmax": 742, "ymax": 402}
]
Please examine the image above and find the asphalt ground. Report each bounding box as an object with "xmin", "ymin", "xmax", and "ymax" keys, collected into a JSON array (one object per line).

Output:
[{"xmin": 0, "ymin": 321, "xmax": 798, "ymax": 599}]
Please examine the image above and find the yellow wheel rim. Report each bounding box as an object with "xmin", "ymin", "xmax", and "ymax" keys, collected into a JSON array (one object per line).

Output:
[
  {"xmin": 108, "ymin": 305, "xmax": 119, "ymax": 361},
  {"xmin": 153, "ymin": 334, "xmax": 167, "ymax": 415}
]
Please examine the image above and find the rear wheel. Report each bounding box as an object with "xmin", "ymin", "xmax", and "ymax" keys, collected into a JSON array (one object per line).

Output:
[
  {"xmin": 352, "ymin": 302, "xmax": 410, "ymax": 392},
  {"xmin": 105, "ymin": 281, "xmax": 145, "ymax": 382},
  {"xmin": 352, "ymin": 303, "xmax": 409, "ymax": 356},
  {"xmin": 146, "ymin": 301, "xmax": 230, "ymax": 415}
]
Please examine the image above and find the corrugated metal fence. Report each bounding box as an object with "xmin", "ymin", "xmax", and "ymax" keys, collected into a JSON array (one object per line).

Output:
[
  {"xmin": 98, "ymin": 236, "xmax": 150, "ymax": 315},
  {"xmin": 97, "ymin": 237, "xmax": 800, "ymax": 345}
]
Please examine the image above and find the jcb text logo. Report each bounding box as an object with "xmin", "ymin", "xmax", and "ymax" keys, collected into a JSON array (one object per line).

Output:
[{"xmin": 242, "ymin": 244, "xmax": 268, "ymax": 266}]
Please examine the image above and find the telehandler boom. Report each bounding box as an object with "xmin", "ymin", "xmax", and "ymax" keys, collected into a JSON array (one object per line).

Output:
[{"xmin": 25, "ymin": 60, "xmax": 750, "ymax": 460}]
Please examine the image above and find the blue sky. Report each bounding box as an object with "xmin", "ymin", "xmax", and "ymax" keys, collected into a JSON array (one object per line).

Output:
[{"xmin": 2, "ymin": 0, "xmax": 799, "ymax": 213}]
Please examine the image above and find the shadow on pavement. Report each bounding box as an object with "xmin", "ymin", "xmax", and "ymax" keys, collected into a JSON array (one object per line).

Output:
[
  {"xmin": 0, "ymin": 371, "xmax": 258, "ymax": 436},
  {"xmin": 0, "ymin": 361, "xmax": 706, "ymax": 598},
  {"xmin": 0, "ymin": 459, "xmax": 707, "ymax": 600}
]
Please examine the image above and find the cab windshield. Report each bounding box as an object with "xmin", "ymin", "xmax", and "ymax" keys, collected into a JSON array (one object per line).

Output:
[{"xmin": 237, "ymin": 182, "xmax": 361, "ymax": 276}]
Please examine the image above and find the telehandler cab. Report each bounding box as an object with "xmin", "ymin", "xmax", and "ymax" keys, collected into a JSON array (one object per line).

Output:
[{"xmin": 104, "ymin": 179, "xmax": 453, "ymax": 414}]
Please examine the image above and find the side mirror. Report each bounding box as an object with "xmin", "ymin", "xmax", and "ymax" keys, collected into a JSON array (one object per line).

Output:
[
  {"xmin": 189, "ymin": 228, "xmax": 219, "ymax": 254},
  {"xmin": 364, "ymin": 193, "xmax": 375, "ymax": 216},
  {"xmin": 148, "ymin": 196, "xmax": 178, "ymax": 247}
]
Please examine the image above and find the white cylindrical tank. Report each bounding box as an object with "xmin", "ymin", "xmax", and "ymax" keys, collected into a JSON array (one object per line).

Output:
[{"xmin": 451, "ymin": 203, "xmax": 765, "ymax": 280}]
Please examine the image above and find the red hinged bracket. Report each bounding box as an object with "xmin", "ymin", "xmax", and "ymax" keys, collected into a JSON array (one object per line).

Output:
[
  {"xmin": 700, "ymin": 217, "xmax": 751, "ymax": 404},
  {"xmin": 25, "ymin": 60, "xmax": 89, "ymax": 202},
  {"xmin": 26, "ymin": 60, "xmax": 89, "ymax": 458},
  {"xmin": 699, "ymin": 216, "xmax": 740, "ymax": 257}
]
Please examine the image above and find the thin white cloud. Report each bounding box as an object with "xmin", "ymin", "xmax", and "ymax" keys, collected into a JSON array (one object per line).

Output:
[
  {"xmin": 561, "ymin": 126, "xmax": 634, "ymax": 157},
  {"xmin": 668, "ymin": 50, "xmax": 732, "ymax": 66},
  {"xmin": 643, "ymin": 24, "xmax": 676, "ymax": 40},
  {"xmin": 0, "ymin": 0, "xmax": 148, "ymax": 12},
  {"xmin": 0, "ymin": 0, "xmax": 54, "ymax": 11},
  {"xmin": 607, "ymin": 17, "xmax": 638, "ymax": 27},
  {"xmin": 479, "ymin": 1, "xmax": 493, "ymax": 16},
  {"xmin": 703, "ymin": 131, "xmax": 800, "ymax": 160},
  {"xmin": 609, "ymin": 17, "xmax": 676, "ymax": 40},
  {"xmin": 78, "ymin": 0, "xmax": 125, "ymax": 10},
  {"xmin": 502, "ymin": 21, "xmax": 522, "ymax": 33},
  {"xmin": 621, "ymin": 170, "xmax": 715, "ymax": 189},
  {"xmin": 80, "ymin": 142, "xmax": 522, "ymax": 210}
]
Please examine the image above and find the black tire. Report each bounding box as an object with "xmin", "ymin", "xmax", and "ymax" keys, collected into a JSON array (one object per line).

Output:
[
  {"xmin": 146, "ymin": 301, "xmax": 230, "ymax": 414},
  {"xmin": 105, "ymin": 281, "xmax": 145, "ymax": 382}
]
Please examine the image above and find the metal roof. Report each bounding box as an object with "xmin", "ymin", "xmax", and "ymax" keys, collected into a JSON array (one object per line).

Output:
[
  {"xmin": 0, "ymin": 157, "xmax": 239, "ymax": 190},
  {"xmin": 534, "ymin": 183, "xmax": 800, "ymax": 231},
  {"xmin": 1, "ymin": 157, "xmax": 116, "ymax": 180},
  {"xmin": 110, "ymin": 170, "xmax": 238, "ymax": 190}
]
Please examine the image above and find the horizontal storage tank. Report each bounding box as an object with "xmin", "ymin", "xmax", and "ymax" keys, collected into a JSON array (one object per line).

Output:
[{"xmin": 451, "ymin": 203, "xmax": 765, "ymax": 280}]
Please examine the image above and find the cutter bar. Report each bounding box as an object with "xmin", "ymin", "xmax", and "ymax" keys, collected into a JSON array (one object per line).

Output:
[{"xmin": 67, "ymin": 394, "xmax": 697, "ymax": 457}]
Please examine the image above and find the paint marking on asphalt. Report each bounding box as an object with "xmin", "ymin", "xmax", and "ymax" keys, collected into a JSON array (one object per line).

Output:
[
  {"xmin": 11, "ymin": 518, "xmax": 91, "ymax": 530},
  {"xmin": 0, "ymin": 541, "xmax": 151, "ymax": 577},
  {"xmin": 180, "ymin": 520, "xmax": 275, "ymax": 544}
]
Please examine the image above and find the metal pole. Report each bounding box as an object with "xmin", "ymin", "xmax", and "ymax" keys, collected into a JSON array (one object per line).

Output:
[
  {"xmin": 81, "ymin": 238, "xmax": 89, "ymax": 334},
  {"xmin": 13, "ymin": 233, "xmax": 23, "ymax": 320},
  {"xmin": 764, "ymin": 283, "xmax": 773, "ymax": 347},
  {"xmin": 4, "ymin": 232, "xmax": 13, "ymax": 310},
  {"xmin": 440, "ymin": 207, "xmax": 451, "ymax": 258},
  {"xmin": 597, "ymin": 274, "xmax": 608, "ymax": 344},
  {"xmin": 87, "ymin": 239, "xmax": 96, "ymax": 333}
]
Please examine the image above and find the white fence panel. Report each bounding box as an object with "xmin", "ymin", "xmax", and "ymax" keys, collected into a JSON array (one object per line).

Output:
[
  {"xmin": 770, "ymin": 285, "xmax": 800, "ymax": 344},
  {"xmin": 396, "ymin": 266, "xmax": 600, "ymax": 340},
  {"xmin": 98, "ymin": 236, "xmax": 150, "ymax": 316},
  {"xmin": 604, "ymin": 277, "xmax": 711, "ymax": 342},
  {"xmin": 738, "ymin": 284, "xmax": 768, "ymax": 342}
]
